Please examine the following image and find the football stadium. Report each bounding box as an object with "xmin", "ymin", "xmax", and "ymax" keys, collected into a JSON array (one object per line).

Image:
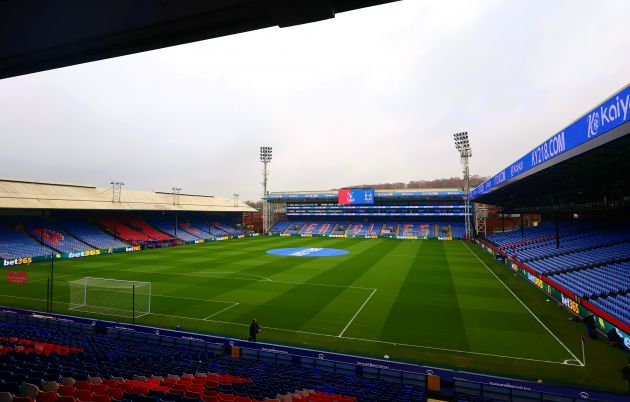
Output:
[{"xmin": 1, "ymin": 2, "xmax": 630, "ymax": 402}]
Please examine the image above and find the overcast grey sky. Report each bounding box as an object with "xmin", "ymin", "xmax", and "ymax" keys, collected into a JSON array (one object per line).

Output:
[{"xmin": 1, "ymin": 0, "xmax": 629, "ymax": 200}]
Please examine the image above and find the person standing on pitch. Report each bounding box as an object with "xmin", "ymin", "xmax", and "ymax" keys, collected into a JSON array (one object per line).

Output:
[{"xmin": 249, "ymin": 319, "xmax": 261, "ymax": 342}]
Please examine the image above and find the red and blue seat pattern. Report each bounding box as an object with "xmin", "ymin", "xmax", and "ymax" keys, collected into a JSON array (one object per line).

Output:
[{"xmin": 0, "ymin": 320, "xmax": 425, "ymax": 402}]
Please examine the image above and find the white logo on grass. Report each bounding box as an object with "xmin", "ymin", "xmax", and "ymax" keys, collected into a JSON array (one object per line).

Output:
[{"xmin": 290, "ymin": 248, "xmax": 323, "ymax": 256}]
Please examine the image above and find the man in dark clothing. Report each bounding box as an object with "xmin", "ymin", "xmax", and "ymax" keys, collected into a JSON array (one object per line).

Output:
[
  {"xmin": 584, "ymin": 314, "xmax": 597, "ymax": 339},
  {"xmin": 249, "ymin": 319, "xmax": 261, "ymax": 342},
  {"xmin": 608, "ymin": 327, "xmax": 622, "ymax": 347}
]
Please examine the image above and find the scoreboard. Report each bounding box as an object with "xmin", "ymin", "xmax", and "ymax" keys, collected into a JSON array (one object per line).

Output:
[{"xmin": 338, "ymin": 188, "xmax": 374, "ymax": 205}]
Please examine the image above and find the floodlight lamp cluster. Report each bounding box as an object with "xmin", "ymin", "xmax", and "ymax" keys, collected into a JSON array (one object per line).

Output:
[
  {"xmin": 453, "ymin": 132, "xmax": 471, "ymax": 156},
  {"xmin": 260, "ymin": 146, "xmax": 273, "ymax": 162}
]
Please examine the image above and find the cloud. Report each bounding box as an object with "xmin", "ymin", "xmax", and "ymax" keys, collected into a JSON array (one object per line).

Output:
[{"xmin": 0, "ymin": 0, "xmax": 628, "ymax": 199}]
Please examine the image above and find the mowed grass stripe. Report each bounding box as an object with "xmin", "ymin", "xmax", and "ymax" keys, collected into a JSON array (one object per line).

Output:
[
  {"xmin": 380, "ymin": 241, "xmax": 470, "ymax": 350},
  {"xmin": 233, "ymin": 240, "xmax": 399, "ymax": 332},
  {"xmin": 335, "ymin": 240, "xmax": 421, "ymax": 339},
  {"xmin": 197, "ymin": 238, "xmax": 382, "ymax": 331},
  {"xmin": 144, "ymin": 237, "xmax": 359, "ymax": 314},
  {"xmin": 44, "ymin": 237, "xmax": 322, "ymax": 301},
  {"xmin": 452, "ymin": 241, "xmax": 572, "ymax": 361}
]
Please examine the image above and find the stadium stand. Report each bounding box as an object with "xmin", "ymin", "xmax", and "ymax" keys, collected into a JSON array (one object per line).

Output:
[
  {"xmin": 0, "ymin": 223, "xmax": 54, "ymax": 260},
  {"xmin": 0, "ymin": 318, "xmax": 426, "ymax": 402},
  {"xmin": 550, "ymin": 262, "xmax": 630, "ymax": 298},
  {"xmin": 208, "ymin": 226, "xmax": 229, "ymax": 237},
  {"xmin": 300, "ymin": 222, "xmax": 335, "ymax": 236},
  {"xmin": 212, "ymin": 222, "xmax": 244, "ymax": 236},
  {"xmin": 283, "ymin": 222, "xmax": 306, "ymax": 235},
  {"xmin": 526, "ymin": 243, "xmax": 630, "ymax": 274},
  {"xmin": 270, "ymin": 221, "xmax": 466, "ymax": 239},
  {"xmin": 483, "ymin": 222, "xmax": 630, "ymax": 325},
  {"xmin": 127, "ymin": 218, "xmax": 173, "ymax": 241},
  {"xmin": 178, "ymin": 220, "xmax": 212, "ymax": 239},
  {"xmin": 98, "ymin": 219, "xmax": 153, "ymax": 244},
  {"xmin": 56, "ymin": 219, "xmax": 128, "ymax": 250},
  {"xmin": 268, "ymin": 221, "xmax": 291, "ymax": 235},
  {"xmin": 20, "ymin": 218, "xmax": 93, "ymax": 254},
  {"xmin": 590, "ymin": 293, "xmax": 630, "ymax": 325},
  {"xmin": 143, "ymin": 216, "xmax": 200, "ymax": 242},
  {"xmin": 345, "ymin": 223, "xmax": 379, "ymax": 237}
]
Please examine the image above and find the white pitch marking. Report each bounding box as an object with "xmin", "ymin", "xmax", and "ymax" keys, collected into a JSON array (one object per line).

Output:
[
  {"xmin": 203, "ymin": 303, "xmax": 239, "ymax": 320},
  {"xmin": 146, "ymin": 312, "xmax": 571, "ymax": 366},
  {"xmin": 461, "ymin": 241, "xmax": 584, "ymax": 367},
  {"xmin": 1, "ymin": 297, "xmax": 570, "ymax": 366},
  {"xmin": 0, "ymin": 294, "xmax": 47, "ymax": 302},
  {"xmin": 337, "ymin": 288, "xmax": 377, "ymax": 337},
  {"xmin": 41, "ymin": 266, "xmax": 375, "ymax": 291}
]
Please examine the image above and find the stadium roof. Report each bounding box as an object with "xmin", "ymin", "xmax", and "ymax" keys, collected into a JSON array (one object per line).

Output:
[
  {"xmin": 0, "ymin": 178, "xmax": 255, "ymax": 213},
  {"xmin": 0, "ymin": 0, "xmax": 398, "ymax": 80},
  {"xmin": 471, "ymin": 83, "xmax": 630, "ymax": 210}
]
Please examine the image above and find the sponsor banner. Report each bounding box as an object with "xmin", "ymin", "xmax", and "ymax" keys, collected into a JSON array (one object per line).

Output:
[
  {"xmin": 375, "ymin": 191, "xmax": 464, "ymax": 197},
  {"xmin": 286, "ymin": 212, "xmax": 471, "ymax": 216},
  {"xmin": 5, "ymin": 271, "xmax": 28, "ymax": 284},
  {"xmin": 0, "ymin": 235, "xmax": 256, "ymax": 267},
  {"xmin": 267, "ymin": 191, "xmax": 465, "ymax": 200},
  {"xmin": 275, "ymin": 234, "xmax": 453, "ymax": 240},
  {"xmin": 3, "ymin": 257, "xmax": 34, "ymax": 267},
  {"xmin": 1, "ymin": 306, "xmax": 626, "ymax": 402},
  {"xmin": 471, "ymin": 84, "xmax": 630, "ymax": 199},
  {"xmin": 453, "ymin": 374, "xmax": 628, "ymax": 402},
  {"xmin": 286, "ymin": 205, "xmax": 466, "ymax": 210}
]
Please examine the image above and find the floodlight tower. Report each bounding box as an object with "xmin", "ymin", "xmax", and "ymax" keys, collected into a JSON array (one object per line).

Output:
[
  {"xmin": 110, "ymin": 181, "xmax": 124, "ymax": 203},
  {"xmin": 260, "ymin": 146, "xmax": 272, "ymax": 233},
  {"xmin": 453, "ymin": 132, "xmax": 472, "ymax": 239},
  {"xmin": 172, "ymin": 187, "xmax": 182, "ymax": 205}
]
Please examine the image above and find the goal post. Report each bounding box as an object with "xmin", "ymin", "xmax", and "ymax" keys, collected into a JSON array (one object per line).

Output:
[{"xmin": 68, "ymin": 277, "xmax": 151, "ymax": 319}]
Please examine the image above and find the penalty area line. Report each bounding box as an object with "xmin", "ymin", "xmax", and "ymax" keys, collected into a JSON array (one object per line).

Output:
[
  {"xmin": 147, "ymin": 311, "xmax": 572, "ymax": 366},
  {"xmin": 461, "ymin": 241, "xmax": 584, "ymax": 367},
  {"xmin": 338, "ymin": 288, "xmax": 377, "ymax": 337},
  {"xmin": 203, "ymin": 303, "xmax": 239, "ymax": 320}
]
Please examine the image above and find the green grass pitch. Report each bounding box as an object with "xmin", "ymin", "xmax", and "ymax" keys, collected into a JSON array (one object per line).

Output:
[{"xmin": 0, "ymin": 237, "xmax": 627, "ymax": 392}]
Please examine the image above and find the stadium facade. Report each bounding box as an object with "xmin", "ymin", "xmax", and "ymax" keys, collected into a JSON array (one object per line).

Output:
[
  {"xmin": 0, "ymin": 178, "xmax": 256, "ymax": 266},
  {"xmin": 265, "ymin": 188, "xmax": 468, "ymax": 239},
  {"xmin": 470, "ymin": 84, "xmax": 630, "ymax": 358}
]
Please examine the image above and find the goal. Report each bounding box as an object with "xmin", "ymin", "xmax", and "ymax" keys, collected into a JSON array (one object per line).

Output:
[{"xmin": 68, "ymin": 277, "xmax": 151, "ymax": 318}]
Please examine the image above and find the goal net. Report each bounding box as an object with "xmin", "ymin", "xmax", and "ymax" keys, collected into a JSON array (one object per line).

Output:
[{"xmin": 68, "ymin": 277, "xmax": 151, "ymax": 318}]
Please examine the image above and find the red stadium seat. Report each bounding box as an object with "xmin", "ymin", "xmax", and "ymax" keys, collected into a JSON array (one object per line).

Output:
[
  {"xmin": 73, "ymin": 390, "xmax": 92, "ymax": 402},
  {"xmin": 92, "ymin": 395, "xmax": 110, "ymax": 402},
  {"xmin": 57, "ymin": 387, "xmax": 75, "ymax": 397},
  {"xmin": 104, "ymin": 389, "xmax": 121, "ymax": 401},
  {"xmin": 35, "ymin": 392, "xmax": 57, "ymax": 402},
  {"xmin": 74, "ymin": 383, "xmax": 90, "ymax": 391},
  {"xmin": 89, "ymin": 386, "xmax": 106, "ymax": 395}
]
